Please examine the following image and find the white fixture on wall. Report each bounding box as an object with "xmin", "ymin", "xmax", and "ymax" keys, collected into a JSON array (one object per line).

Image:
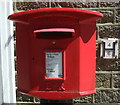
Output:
[
  {"xmin": 0, "ymin": 0, "xmax": 16, "ymax": 104},
  {"xmin": 100, "ymin": 38, "xmax": 119, "ymax": 59}
]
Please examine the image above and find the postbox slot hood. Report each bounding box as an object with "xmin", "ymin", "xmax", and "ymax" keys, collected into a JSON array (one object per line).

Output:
[
  {"xmin": 8, "ymin": 8, "xmax": 103, "ymax": 24},
  {"xmin": 34, "ymin": 28, "xmax": 75, "ymax": 39}
]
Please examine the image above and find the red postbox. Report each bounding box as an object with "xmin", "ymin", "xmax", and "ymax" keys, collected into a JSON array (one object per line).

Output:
[{"xmin": 8, "ymin": 8, "xmax": 103, "ymax": 100}]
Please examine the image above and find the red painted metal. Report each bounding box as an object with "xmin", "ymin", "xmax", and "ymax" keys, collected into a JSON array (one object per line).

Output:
[
  {"xmin": 8, "ymin": 8, "xmax": 103, "ymax": 100},
  {"xmin": 34, "ymin": 28, "xmax": 75, "ymax": 33}
]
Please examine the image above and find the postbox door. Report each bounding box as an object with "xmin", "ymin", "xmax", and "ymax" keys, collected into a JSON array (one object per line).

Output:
[{"xmin": 33, "ymin": 28, "xmax": 75, "ymax": 91}]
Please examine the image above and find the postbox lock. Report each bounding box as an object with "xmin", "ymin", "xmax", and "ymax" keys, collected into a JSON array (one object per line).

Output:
[{"xmin": 32, "ymin": 57, "xmax": 35, "ymax": 60}]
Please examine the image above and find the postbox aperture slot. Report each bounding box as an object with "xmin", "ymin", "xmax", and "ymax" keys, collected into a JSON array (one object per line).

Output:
[
  {"xmin": 34, "ymin": 28, "xmax": 75, "ymax": 39},
  {"xmin": 38, "ymin": 32, "xmax": 72, "ymax": 39}
]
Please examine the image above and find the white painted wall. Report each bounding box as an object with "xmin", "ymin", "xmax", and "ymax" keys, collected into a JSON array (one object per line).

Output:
[{"xmin": 0, "ymin": 0, "xmax": 16, "ymax": 104}]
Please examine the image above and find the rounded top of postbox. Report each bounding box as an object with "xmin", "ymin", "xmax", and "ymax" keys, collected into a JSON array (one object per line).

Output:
[{"xmin": 8, "ymin": 8, "xmax": 103, "ymax": 24}]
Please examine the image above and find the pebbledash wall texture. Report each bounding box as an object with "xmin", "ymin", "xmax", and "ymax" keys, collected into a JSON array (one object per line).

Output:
[{"xmin": 13, "ymin": 1, "xmax": 120, "ymax": 104}]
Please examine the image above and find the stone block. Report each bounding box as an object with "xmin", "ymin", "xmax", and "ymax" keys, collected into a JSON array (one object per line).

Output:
[
  {"xmin": 99, "ymin": 25, "xmax": 120, "ymax": 38},
  {"xmin": 94, "ymin": 90, "xmax": 120, "ymax": 103},
  {"xmin": 74, "ymin": 2, "xmax": 99, "ymax": 8},
  {"xmin": 14, "ymin": 2, "xmax": 49, "ymax": 11},
  {"xmin": 115, "ymin": 9, "xmax": 120, "ymax": 23},
  {"xmin": 98, "ymin": 10, "xmax": 114, "ymax": 23},
  {"xmin": 40, "ymin": 2, "xmax": 100, "ymax": 8},
  {"xmin": 113, "ymin": 74, "xmax": 120, "ymax": 88},
  {"xmin": 97, "ymin": 59, "xmax": 120, "ymax": 71},
  {"xmin": 16, "ymin": 91, "xmax": 34, "ymax": 102},
  {"xmin": 74, "ymin": 95, "xmax": 93, "ymax": 103},
  {"xmin": 50, "ymin": 2, "xmax": 75, "ymax": 8},
  {"xmin": 96, "ymin": 74, "xmax": 111, "ymax": 88},
  {"xmin": 100, "ymin": 2, "xmax": 120, "ymax": 7},
  {"xmin": 53, "ymin": 2, "xmax": 99, "ymax": 8}
]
